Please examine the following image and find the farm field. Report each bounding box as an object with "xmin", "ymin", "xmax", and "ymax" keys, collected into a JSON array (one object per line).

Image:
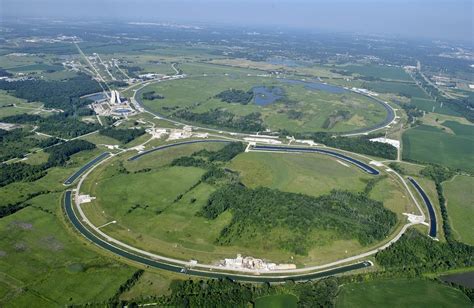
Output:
[
  {"xmin": 335, "ymin": 278, "xmax": 472, "ymax": 308},
  {"xmin": 341, "ymin": 64, "xmax": 412, "ymax": 81},
  {"xmin": 443, "ymin": 175, "xmax": 474, "ymax": 245},
  {"xmin": 139, "ymin": 67, "xmax": 388, "ymax": 134},
  {"xmin": 402, "ymin": 123, "xmax": 474, "ymax": 172}
]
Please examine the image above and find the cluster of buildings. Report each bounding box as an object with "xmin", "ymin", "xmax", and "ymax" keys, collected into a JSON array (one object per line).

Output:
[
  {"xmin": 90, "ymin": 90, "xmax": 137, "ymax": 117},
  {"xmin": 220, "ymin": 254, "xmax": 296, "ymax": 271}
]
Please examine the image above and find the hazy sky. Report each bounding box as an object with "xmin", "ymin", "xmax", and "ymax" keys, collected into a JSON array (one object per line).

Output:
[{"xmin": 1, "ymin": 0, "xmax": 473, "ymax": 41}]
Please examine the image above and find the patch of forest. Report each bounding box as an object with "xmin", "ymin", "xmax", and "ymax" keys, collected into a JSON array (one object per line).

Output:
[
  {"xmin": 1, "ymin": 113, "xmax": 100, "ymax": 139},
  {"xmin": 215, "ymin": 89, "xmax": 254, "ymax": 104},
  {"xmin": 0, "ymin": 128, "xmax": 60, "ymax": 161},
  {"xmin": 173, "ymin": 109, "xmax": 265, "ymax": 133},
  {"xmin": 0, "ymin": 74, "xmax": 102, "ymax": 112},
  {"xmin": 199, "ymin": 184, "xmax": 397, "ymax": 255},
  {"xmin": 0, "ymin": 139, "xmax": 95, "ymax": 187}
]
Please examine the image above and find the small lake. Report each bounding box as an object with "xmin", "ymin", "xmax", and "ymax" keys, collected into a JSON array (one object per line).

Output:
[
  {"xmin": 280, "ymin": 78, "xmax": 346, "ymax": 94},
  {"xmin": 441, "ymin": 271, "xmax": 474, "ymax": 288},
  {"xmin": 252, "ymin": 86, "xmax": 284, "ymax": 106}
]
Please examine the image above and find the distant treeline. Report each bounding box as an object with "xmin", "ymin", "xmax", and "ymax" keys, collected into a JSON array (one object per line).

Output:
[
  {"xmin": 142, "ymin": 90, "xmax": 164, "ymax": 100},
  {"xmin": 174, "ymin": 109, "xmax": 265, "ymax": 133},
  {"xmin": 0, "ymin": 139, "xmax": 95, "ymax": 187},
  {"xmin": 0, "ymin": 74, "xmax": 102, "ymax": 113},
  {"xmin": 99, "ymin": 127, "xmax": 146, "ymax": 144},
  {"xmin": 215, "ymin": 89, "xmax": 254, "ymax": 104},
  {"xmin": 1, "ymin": 114, "xmax": 100, "ymax": 139},
  {"xmin": 200, "ymin": 185, "xmax": 397, "ymax": 255}
]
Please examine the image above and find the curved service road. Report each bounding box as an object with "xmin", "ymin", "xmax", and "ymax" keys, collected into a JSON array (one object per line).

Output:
[
  {"xmin": 64, "ymin": 152, "xmax": 110, "ymax": 185},
  {"xmin": 65, "ymin": 190, "xmax": 372, "ymax": 282}
]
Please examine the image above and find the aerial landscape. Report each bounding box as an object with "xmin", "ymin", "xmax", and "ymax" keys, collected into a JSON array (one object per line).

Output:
[{"xmin": 0, "ymin": 0, "xmax": 473, "ymax": 306}]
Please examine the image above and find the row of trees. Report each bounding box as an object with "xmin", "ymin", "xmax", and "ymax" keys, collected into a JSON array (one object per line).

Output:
[
  {"xmin": 199, "ymin": 184, "xmax": 397, "ymax": 255},
  {"xmin": 142, "ymin": 90, "xmax": 164, "ymax": 100},
  {"xmin": 283, "ymin": 131, "xmax": 398, "ymax": 159},
  {"xmin": 173, "ymin": 109, "xmax": 265, "ymax": 133},
  {"xmin": 105, "ymin": 277, "xmax": 339, "ymax": 308}
]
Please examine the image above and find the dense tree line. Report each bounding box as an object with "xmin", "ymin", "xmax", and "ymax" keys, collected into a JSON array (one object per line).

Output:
[
  {"xmin": 142, "ymin": 90, "xmax": 164, "ymax": 100},
  {"xmin": 1, "ymin": 113, "xmax": 100, "ymax": 139},
  {"xmin": 284, "ymin": 131, "xmax": 397, "ymax": 159},
  {"xmin": 215, "ymin": 89, "xmax": 254, "ymax": 104},
  {"xmin": 99, "ymin": 127, "xmax": 146, "ymax": 144},
  {"xmin": 110, "ymin": 270, "xmax": 144, "ymax": 302},
  {"xmin": 0, "ymin": 74, "xmax": 102, "ymax": 112},
  {"xmin": 0, "ymin": 140, "xmax": 95, "ymax": 187},
  {"xmin": 420, "ymin": 165, "xmax": 456, "ymax": 242},
  {"xmin": 375, "ymin": 229, "xmax": 473, "ymax": 273},
  {"xmin": 0, "ymin": 190, "xmax": 49, "ymax": 218},
  {"xmin": 0, "ymin": 128, "xmax": 60, "ymax": 161},
  {"xmin": 173, "ymin": 109, "xmax": 265, "ymax": 133},
  {"xmin": 199, "ymin": 185, "xmax": 397, "ymax": 254},
  {"xmin": 107, "ymin": 277, "xmax": 339, "ymax": 308}
]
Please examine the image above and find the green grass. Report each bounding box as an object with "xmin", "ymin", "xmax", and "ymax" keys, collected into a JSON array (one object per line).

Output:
[
  {"xmin": 0, "ymin": 193, "xmax": 135, "ymax": 306},
  {"xmin": 342, "ymin": 64, "xmax": 412, "ymax": 81},
  {"xmin": 402, "ymin": 124, "xmax": 474, "ymax": 172},
  {"xmin": 228, "ymin": 151, "xmax": 371, "ymax": 197},
  {"xmin": 410, "ymin": 98, "xmax": 461, "ymax": 116},
  {"xmin": 139, "ymin": 66, "xmax": 387, "ymax": 133},
  {"xmin": 443, "ymin": 175, "xmax": 474, "ymax": 245},
  {"xmin": 255, "ymin": 294, "xmax": 298, "ymax": 308},
  {"xmin": 364, "ymin": 81, "xmax": 429, "ymax": 99},
  {"xmin": 336, "ymin": 278, "xmax": 471, "ymax": 308}
]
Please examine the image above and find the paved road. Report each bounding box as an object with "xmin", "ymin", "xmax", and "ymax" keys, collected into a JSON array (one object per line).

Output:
[
  {"xmin": 64, "ymin": 191, "xmax": 372, "ymax": 282},
  {"xmin": 63, "ymin": 152, "xmax": 110, "ymax": 185},
  {"xmin": 408, "ymin": 177, "xmax": 437, "ymax": 238},
  {"xmin": 252, "ymin": 145, "xmax": 380, "ymax": 175}
]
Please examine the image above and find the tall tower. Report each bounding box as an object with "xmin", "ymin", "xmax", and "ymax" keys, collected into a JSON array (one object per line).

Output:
[{"xmin": 110, "ymin": 90, "xmax": 116, "ymax": 105}]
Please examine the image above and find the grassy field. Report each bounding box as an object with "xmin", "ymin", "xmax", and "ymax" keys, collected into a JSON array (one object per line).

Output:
[
  {"xmin": 342, "ymin": 64, "xmax": 412, "ymax": 81},
  {"xmin": 402, "ymin": 123, "xmax": 474, "ymax": 172},
  {"xmin": 410, "ymin": 97, "xmax": 461, "ymax": 116},
  {"xmin": 82, "ymin": 144, "xmax": 408, "ymax": 266},
  {"xmin": 139, "ymin": 64, "xmax": 387, "ymax": 133},
  {"xmin": 0, "ymin": 192, "xmax": 136, "ymax": 306},
  {"xmin": 336, "ymin": 278, "xmax": 471, "ymax": 308},
  {"xmin": 255, "ymin": 294, "xmax": 298, "ymax": 308},
  {"xmin": 364, "ymin": 81, "xmax": 429, "ymax": 99},
  {"xmin": 228, "ymin": 151, "xmax": 371, "ymax": 196},
  {"xmin": 443, "ymin": 175, "xmax": 474, "ymax": 245}
]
